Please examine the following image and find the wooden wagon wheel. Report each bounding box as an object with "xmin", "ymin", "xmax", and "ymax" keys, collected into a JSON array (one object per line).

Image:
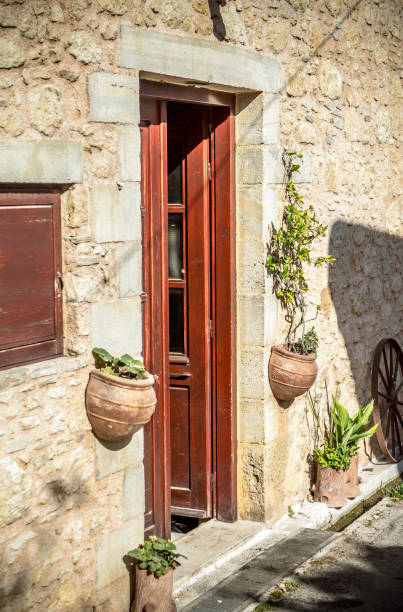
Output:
[{"xmin": 371, "ymin": 338, "xmax": 403, "ymax": 463}]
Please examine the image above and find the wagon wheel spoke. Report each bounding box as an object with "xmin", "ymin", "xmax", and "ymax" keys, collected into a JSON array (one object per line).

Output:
[
  {"xmin": 372, "ymin": 338, "xmax": 403, "ymax": 463},
  {"xmin": 393, "ymin": 352, "xmax": 399, "ymax": 380},
  {"xmin": 382, "ymin": 348, "xmax": 390, "ymax": 382},
  {"xmin": 378, "ymin": 368, "xmax": 389, "ymax": 393}
]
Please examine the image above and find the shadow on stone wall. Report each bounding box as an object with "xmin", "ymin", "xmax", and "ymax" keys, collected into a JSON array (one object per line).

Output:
[{"xmin": 329, "ymin": 221, "xmax": 403, "ymax": 457}]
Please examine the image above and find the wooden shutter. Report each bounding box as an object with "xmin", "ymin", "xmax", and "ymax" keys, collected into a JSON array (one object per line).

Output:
[{"xmin": 0, "ymin": 193, "xmax": 63, "ymax": 370}]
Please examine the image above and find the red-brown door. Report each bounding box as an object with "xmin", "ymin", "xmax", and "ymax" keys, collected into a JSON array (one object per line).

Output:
[
  {"xmin": 167, "ymin": 103, "xmax": 212, "ymax": 517},
  {"xmin": 141, "ymin": 84, "xmax": 237, "ymax": 538}
]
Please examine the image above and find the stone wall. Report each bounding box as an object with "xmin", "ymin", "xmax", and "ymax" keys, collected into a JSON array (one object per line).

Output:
[{"xmin": 0, "ymin": 1, "xmax": 402, "ymax": 610}]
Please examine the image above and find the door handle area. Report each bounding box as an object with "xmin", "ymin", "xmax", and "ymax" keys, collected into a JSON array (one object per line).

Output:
[{"xmin": 170, "ymin": 373, "xmax": 191, "ymax": 379}]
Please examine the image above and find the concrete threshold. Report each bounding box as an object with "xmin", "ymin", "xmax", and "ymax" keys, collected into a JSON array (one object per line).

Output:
[{"xmin": 174, "ymin": 457, "xmax": 402, "ymax": 610}]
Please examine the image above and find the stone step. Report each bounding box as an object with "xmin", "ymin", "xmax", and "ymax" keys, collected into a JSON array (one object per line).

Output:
[
  {"xmin": 179, "ymin": 528, "xmax": 338, "ymax": 612},
  {"xmin": 173, "ymin": 519, "xmax": 283, "ymax": 609}
]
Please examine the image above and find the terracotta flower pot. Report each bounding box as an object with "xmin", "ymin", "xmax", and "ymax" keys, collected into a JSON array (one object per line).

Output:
[
  {"xmin": 85, "ymin": 369, "xmax": 156, "ymax": 441},
  {"xmin": 269, "ymin": 344, "xmax": 318, "ymax": 401},
  {"xmin": 345, "ymin": 454, "xmax": 360, "ymax": 499},
  {"xmin": 312, "ymin": 464, "xmax": 347, "ymax": 508},
  {"xmin": 132, "ymin": 567, "xmax": 176, "ymax": 612}
]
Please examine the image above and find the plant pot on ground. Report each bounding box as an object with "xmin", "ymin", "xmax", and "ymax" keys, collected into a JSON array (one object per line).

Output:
[
  {"xmin": 266, "ymin": 150, "xmax": 335, "ymax": 401},
  {"xmin": 127, "ymin": 536, "xmax": 186, "ymax": 612},
  {"xmin": 310, "ymin": 396, "xmax": 378, "ymax": 507},
  {"xmin": 85, "ymin": 348, "xmax": 157, "ymax": 441}
]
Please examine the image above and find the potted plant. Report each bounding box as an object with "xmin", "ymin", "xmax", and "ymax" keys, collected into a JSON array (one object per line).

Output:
[
  {"xmin": 85, "ymin": 348, "xmax": 157, "ymax": 441},
  {"xmin": 266, "ymin": 150, "xmax": 335, "ymax": 401},
  {"xmin": 311, "ymin": 396, "xmax": 378, "ymax": 507},
  {"xmin": 127, "ymin": 536, "xmax": 185, "ymax": 612}
]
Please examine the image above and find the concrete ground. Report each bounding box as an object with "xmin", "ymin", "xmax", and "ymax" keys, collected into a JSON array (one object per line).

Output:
[{"xmin": 255, "ymin": 496, "xmax": 403, "ymax": 612}]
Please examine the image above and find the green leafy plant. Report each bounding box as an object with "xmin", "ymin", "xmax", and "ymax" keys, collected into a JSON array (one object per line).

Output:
[
  {"xmin": 127, "ymin": 536, "xmax": 186, "ymax": 577},
  {"xmin": 293, "ymin": 328, "xmax": 318, "ymax": 355},
  {"xmin": 385, "ymin": 480, "xmax": 403, "ymax": 500},
  {"xmin": 313, "ymin": 440, "xmax": 351, "ymax": 471},
  {"xmin": 310, "ymin": 394, "xmax": 378, "ymax": 470},
  {"xmin": 266, "ymin": 150, "xmax": 335, "ymax": 354},
  {"xmin": 92, "ymin": 347, "xmax": 149, "ymax": 380}
]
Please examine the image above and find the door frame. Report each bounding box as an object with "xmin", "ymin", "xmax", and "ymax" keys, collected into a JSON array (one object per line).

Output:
[{"xmin": 140, "ymin": 80, "xmax": 237, "ymax": 537}]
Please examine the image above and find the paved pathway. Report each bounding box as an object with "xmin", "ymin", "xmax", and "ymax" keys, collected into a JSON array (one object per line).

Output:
[{"xmin": 259, "ymin": 497, "xmax": 403, "ymax": 612}]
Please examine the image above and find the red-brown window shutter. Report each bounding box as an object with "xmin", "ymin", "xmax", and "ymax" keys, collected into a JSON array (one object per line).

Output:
[{"xmin": 0, "ymin": 193, "xmax": 63, "ymax": 370}]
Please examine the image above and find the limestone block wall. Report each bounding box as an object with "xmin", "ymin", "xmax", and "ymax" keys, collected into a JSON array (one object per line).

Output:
[{"xmin": 0, "ymin": 1, "xmax": 401, "ymax": 610}]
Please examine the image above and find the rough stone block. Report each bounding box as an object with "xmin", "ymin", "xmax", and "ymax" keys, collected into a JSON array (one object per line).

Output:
[
  {"xmin": 120, "ymin": 27, "xmax": 280, "ymax": 93},
  {"xmin": 122, "ymin": 464, "xmax": 145, "ymax": 520},
  {"xmin": 90, "ymin": 183, "xmax": 141, "ymax": 243},
  {"xmin": 263, "ymin": 94, "xmax": 280, "ymax": 145},
  {"xmin": 236, "ymin": 93, "xmax": 279, "ymax": 146},
  {"xmin": 238, "ymin": 347, "xmax": 270, "ymax": 401},
  {"xmin": 264, "ymin": 147, "xmax": 312, "ymax": 184},
  {"xmin": 96, "ymin": 514, "xmax": 144, "ymax": 589},
  {"xmin": 88, "ymin": 71, "xmax": 139, "ymax": 124},
  {"xmin": 237, "ymin": 147, "xmax": 263, "ymax": 185},
  {"xmin": 119, "ymin": 241, "xmax": 142, "ymax": 298},
  {"xmin": 0, "ymin": 141, "xmax": 83, "ymax": 184},
  {"xmin": 119, "ymin": 124, "xmax": 141, "ymax": 182},
  {"xmin": 237, "ymin": 239, "xmax": 267, "ymax": 295},
  {"xmin": 0, "ymin": 367, "xmax": 28, "ymax": 391},
  {"xmin": 95, "ymin": 428, "xmax": 143, "ymax": 479},
  {"xmin": 238, "ymin": 295, "xmax": 271, "ymax": 346},
  {"xmin": 238, "ymin": 400, "xmax": 267, "ymax": 444},
  {"xmin": 91, "ymin": 298, "xmax": 143, "ymax": 359}
]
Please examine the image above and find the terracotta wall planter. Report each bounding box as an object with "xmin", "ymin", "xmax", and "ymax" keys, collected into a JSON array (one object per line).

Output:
[
  {"xmin": 85, "ymin": 369, "xmax": 156, "ymax": 441},
  {"xmin": 132, "ymin": 567, "xmax": 176, "ymax": 612},
  {"xmin": 345, "ymin": 454, "xmax": 360, "ymax": 499},
  {"xmin": 312, "ymin": 464, "xmax": 347, "ymax": 508},
  {"xmin": 269, "ymin": 344, "xmax": 318, "ymax": 401}
]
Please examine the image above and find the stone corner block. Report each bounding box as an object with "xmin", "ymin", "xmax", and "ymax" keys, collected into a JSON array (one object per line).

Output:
[
  {"xmin": 0, "ymin": 141, "xmax": 83, "ymax": 184},
  {"xmin": 264, "ymin": 147, "xmax": 312, "ymax": 184},
  {"xmin": 88, "ymin": 71, "xmax": 139, "ymax": 124},
  {"xmin": 119, "ymin": 124, "xmax": 141, "ymax": 182},
  {"xmin": 123, "ymin": 464, "xmax": 145, "ymax": 520},
  {"xmin": 90, "ymin": 182, "xmax": 141, "ymax": 243},
  {"xmin": 119, "ymin": 241, "xmax": 142, "ymax": 298},
  {"xmin": 96, "ymin": 514, "xmax": 144, "ymax": 590},
  {"xmin": 91, "ymin": 298, "xmax": 143, "ymax": 363},
  {"xmin": 120, "ymin": 27, "xmax": 280, "ymax": 93},
  {"xmin": 95, "ymin": 429, "xmax": 143, "ymax": 480},
  {"xmin": 236, "ymin": 93, "xmax": 279, "ymax": 146}
]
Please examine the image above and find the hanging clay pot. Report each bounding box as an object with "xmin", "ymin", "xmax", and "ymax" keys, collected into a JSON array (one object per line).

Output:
[
  {"xmin": 269, "ymin": 345, "xmax": 318, "ymax": 401},
  {"xmin": 132, "ymin": 567, "xmax": 176, "ymax": 612},
  {"xmin": 345, "ymin": 454, "xmax": 360, "ymax": 499},
  {"xmin": 312, "ymin": 464, "xmax": 347, "ymax": 508},
  {"xmin": 85, "ymin": 369, "xmax": 156, "ymax": 441}
]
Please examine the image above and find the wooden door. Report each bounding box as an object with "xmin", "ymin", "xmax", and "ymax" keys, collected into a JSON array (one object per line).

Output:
[
  {"xmin": 141, "ymin": 84, "xmax": 237, "ymax": 538},
  {"xmin": 167, "ymin": 103, "xmax": 212, "ymax": 518}
]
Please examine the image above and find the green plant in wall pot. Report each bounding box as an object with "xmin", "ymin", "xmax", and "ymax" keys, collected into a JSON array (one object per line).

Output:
[
  {"xmin": 310, "ymin": 395, "xmax": 378, "ymax": 508},
  {"xmin": 127, "ymin": 536, "xmax": 186, "ymax": 612},
  {"xmin": 267, "ymin": 150, "xmax": 335, "ymax": 401}
]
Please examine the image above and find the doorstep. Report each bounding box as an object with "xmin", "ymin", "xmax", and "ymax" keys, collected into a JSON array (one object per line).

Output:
[
  {"xmin": 174, "ymin": 457, "xmax": 402, "ymax": 610},
  {"xmin": 173, "ymin": 519, "xmax": 284, "ymax": 608}
]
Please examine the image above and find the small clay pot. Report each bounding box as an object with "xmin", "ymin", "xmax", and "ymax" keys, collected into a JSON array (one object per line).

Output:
[
  {"xmin": 312, "ymin": 464, "xmax": 347, "ymax": 508},
  {"xmin": 85, "ymin": 369, "xmax": 156, "ymax": 441},
  {"xmin": 269, "ymin": 345, "xmax": 318, "ymax": 401},
  {"xmin": 132, "ymin": 567, "xmax": 176, "ymax": 612},
  {"xmin": 345, "ymin": 454, "xmax": 360, "ymax": 499}
]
